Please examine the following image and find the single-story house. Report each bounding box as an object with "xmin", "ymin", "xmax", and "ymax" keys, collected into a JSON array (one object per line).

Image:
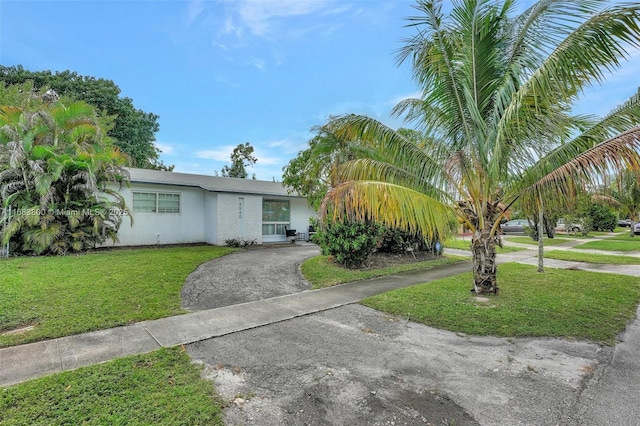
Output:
[{"xmin": 110, "ymin": 168, "xmax": 316, "ymax": 246}]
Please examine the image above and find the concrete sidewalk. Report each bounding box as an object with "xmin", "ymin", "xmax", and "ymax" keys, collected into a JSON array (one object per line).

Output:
[{"xmin": 0, "ymin": 260, "xmax": 472, "ymax": 387}]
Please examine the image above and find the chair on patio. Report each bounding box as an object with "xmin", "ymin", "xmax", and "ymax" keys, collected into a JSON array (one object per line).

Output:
[
  {"xmin": 307, "ymin": 225, "xmax": 317, "ymax": 242},
  {"xmin": 284, "ymin": 226, "xmax": 297, "ymax": 243}
]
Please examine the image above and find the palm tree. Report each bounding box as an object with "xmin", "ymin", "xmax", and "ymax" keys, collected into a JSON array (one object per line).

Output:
[
  {"xmin": 0, "ymin": 87, "xmax": 130, "ymax": 255},
  {"xmin": 320, "ymin": 0, "xmax": 640, "ymax": 294}
]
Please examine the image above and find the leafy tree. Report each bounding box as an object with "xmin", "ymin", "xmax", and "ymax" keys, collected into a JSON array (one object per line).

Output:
[
  {"xmin": 220, "ymin": 143, "xmax": 257, "ymax": 179},
  {"xmin": 0, "ymin": 65, "xmax": 171, "ymax": 170},
  {"xmin": 0, "ymin": 84, "xmax": 130, "ymax": 255},
  {"xmin": 319, "ymin": 0, "xmax": 640, "ymax": 294},
  {"xmin": 283, "ymin": 127, "xmax": 401, "ymax": 210}
]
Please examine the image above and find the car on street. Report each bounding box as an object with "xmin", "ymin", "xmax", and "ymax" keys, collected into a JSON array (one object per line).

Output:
[
  {"xmin": 555, "ymin": 218, "xmax": 582, "ymax": 233},
  {"xmin": 618, "ymin": 219, "xmax": 632, "ymax": 227},
  {"xmin": 500, "ymin": 219, "xmax": 530, "ymax": 234},
  {"xmin": 634, "ymin": 222, "xmax": 640, "ymax": 235}
]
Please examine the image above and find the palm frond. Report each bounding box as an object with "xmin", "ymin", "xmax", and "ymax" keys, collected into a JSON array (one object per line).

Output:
[{"xmin": 320, "ymin": 180, "xmax": 454, "ymax": 240}]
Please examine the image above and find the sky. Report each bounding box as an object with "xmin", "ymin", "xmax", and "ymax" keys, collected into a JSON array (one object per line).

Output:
[{"xmin": 1, "ymin": 0, "xmax": 639, "ymax": 181}]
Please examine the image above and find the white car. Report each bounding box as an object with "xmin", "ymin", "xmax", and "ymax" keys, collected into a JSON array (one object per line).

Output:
[{"xmin": 555, "ymin": 218, "xmax": 582, "ymax": 233}]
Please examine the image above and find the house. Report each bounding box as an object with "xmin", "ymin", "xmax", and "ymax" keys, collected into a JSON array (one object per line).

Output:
[{"xmin": 111, "ymin": 168, "xmax": 316, "ymax": 246}]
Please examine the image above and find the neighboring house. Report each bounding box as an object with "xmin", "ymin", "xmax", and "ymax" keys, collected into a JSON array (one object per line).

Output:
[{"xmin": 110, "ymin": 168, "xmax": 316, "ymax": 246}]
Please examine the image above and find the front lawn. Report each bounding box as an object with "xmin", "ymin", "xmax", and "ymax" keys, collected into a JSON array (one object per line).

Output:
[
  {"xmin": 0, "ymin": 348, "xmax": 223, "ymax": 425},
  {"xmin": 506, "ymin": 236, "xmax": 572, "ymax": 246},
  {"xmin": 445, "ymin": 237, "xmax": 525, "ymax": 253},
  {"xmin": 362, "ymin": 263, "xmax": 640, "ymax": 345},
  {"xmin": 544, "ymin": 250, "xmax": 640, "ymax": 265},
  {"xmin": 0, "ymin": 246, "xmax": 235, "ymax": 348},
  {"xmin": 572, "ymin": 239, "xmax": 640, "ymax": 252},
  {"xmin": 301, "ymin": 255, "xmax": 466, "ymax": 289}
]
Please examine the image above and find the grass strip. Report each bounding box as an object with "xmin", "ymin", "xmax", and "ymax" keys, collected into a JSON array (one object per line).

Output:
[
  {"xmin": 572, "ymin": 239, "xmax": 640, "ymax": 252},
  {"xmin": 362, "ymin": 263, "xmax": 640, "ymax": 345},
  {"xmin": 544, "ymin": 250, "xmax": 640, "ymax": 265},
  {"xmin": 506, "ymin": 236, "xmax": 572, "ymax": 246},
  {"xmin": 301, "ymin": 255, "xmax": 466, "ymax": 289},
  {"xmin": 445, "ymin": 237, "xmax": 525, "ymax": 253},
  {"xmin": 0, "ymin": 347, "xmax": 223, "ymax": 425}
]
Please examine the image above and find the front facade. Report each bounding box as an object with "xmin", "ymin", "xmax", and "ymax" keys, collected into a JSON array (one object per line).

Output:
[{"xmin": 111, "ymin": 168, "xmax": 315, "ymax": 246}]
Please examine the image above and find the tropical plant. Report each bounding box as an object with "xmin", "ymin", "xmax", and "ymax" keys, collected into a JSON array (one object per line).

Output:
[
  {"xmin": 0, "ymin": 84, "xmax": 130, "ymax": 255},
  {"xmin": 319, "ymin": 0, "xmax": 640, "ymax": 294},
  {"xmin": 313, "ymin": 221, "xmax": 383, "ymax": 268}
]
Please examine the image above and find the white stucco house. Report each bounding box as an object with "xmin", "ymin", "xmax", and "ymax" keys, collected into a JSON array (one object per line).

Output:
[{"xmin": 110, "ymin": 168, "xmax": 316, "ymax": 246}]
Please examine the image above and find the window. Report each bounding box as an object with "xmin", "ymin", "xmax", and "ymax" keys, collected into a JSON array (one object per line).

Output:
[
  {"xmin": 133, "ymin": 192, "xmax": 180, "ymax": 213},
  {"xmin": 133, "ymin": 192, "xmax": 157, "ymax": 213},
  {"xmin": 262, "ymin": 200, "xmax": 289, "ymax": 235},
  {"xmin": 158, "ymin": 193, "xmax": 180, "ymax": 213}
]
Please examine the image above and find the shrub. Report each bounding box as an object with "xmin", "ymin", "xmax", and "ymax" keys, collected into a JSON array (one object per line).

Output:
[
  {"xmin": 587, "ymin": 204, "xmax": 616, "ymax": 232},
  {"xmin": 377, "ymin": 228, "xmax": 441, "ymax": 255},
  {"xmin": 314, "ymin": 221, "xmax": 383, "ymax": 268},
  {"xmin": 224, "ymin": 238, "xmax": 257, "ymax": 248}
]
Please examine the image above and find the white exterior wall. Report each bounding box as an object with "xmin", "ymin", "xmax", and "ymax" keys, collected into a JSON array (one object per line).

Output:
[
  {"xmin": 108, "ymin": 178, "xmax": 315, "ymax": 247},
  {"xmin": 203, "ymin": 192, "xmax": 218, "ymax": 245},
  {"xmin": 113, "ymin": 183, "xmax": 205, "ymax": 246},
  {"xmin": 215, "ymin": 193, "xmax": 263, "ymax": 244},
  {"xmin": 289, "ymin": 198, "xmax": 317, "ymax": 240}
]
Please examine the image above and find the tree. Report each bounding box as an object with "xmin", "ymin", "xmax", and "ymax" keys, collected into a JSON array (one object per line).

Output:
[
  {"xmin": 283, "ymin": 127, "xmax": 380, "ymax": 209},
  {"xmin": 0, "ymin": 65, "xmax": 171, "ymax": 170},
  {"xmin": 220, "ymin": 143, "xmax": 257, "ymax": 179},
  {"xmin": 0, "ymin": 84, "xmax": 130, "ymax": 255},
  {"xmin": 319, "ymin": 0, "xmax": 640, "ymax": 294}
]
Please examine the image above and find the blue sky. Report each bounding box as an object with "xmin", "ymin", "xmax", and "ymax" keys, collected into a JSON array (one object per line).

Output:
[{"xmin": 1, "ymin": 0, "xmax": 639, "ymax": 181}]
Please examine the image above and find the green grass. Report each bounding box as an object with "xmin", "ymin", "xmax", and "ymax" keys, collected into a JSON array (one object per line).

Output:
[
  {"xmin": 572, "ymin": 239, "xmax": 640, "ymax": 252},
  {"xmin": 445, "ymin": 237, "xmax": 525, "ymax": 253},
  {"xmin": 544, "ymin": 250, "xmax": 640, "ymax": 265},
  {"xmin": 300, "ymin": 255, "xmax": 466, "ymax": 289},
  {"xmin": 604, "ymin": 232, "xmax": 639, "ymax": 241},
  {"xmin": 0, "ymin": 246, "xmax": 236, "ymax": 348},
  {"xmin": 362, "ymin": 263, "xmax": 640, "ymax": 345},
  {"xmin": 0, "ymin": 347, "xmax": 223, "ymax": 425},
  {"xmin": 506, "ymin": 236, "xmax": 573, "ymax": 246}
]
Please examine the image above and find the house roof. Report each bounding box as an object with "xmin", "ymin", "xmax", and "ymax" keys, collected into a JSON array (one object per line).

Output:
[{"xmin": 127, "ymin": 168, "xmax": 299, "ymax": 198}]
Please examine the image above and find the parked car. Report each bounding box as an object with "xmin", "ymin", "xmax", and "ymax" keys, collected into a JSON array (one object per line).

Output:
[
  {"xmin": 634, "ymin": 223, "xmax": 640, "ymax": 235},
  {"xmin": 555, "ymin": 218, "xmax": 582, "ymax": 233},
  {"xmin": 618, "ymin": 219, "xmax": 632, "ymax": 227},
  {"xmin": 500, "ymin": 219, "xmax": 530, "ymax": 234}
]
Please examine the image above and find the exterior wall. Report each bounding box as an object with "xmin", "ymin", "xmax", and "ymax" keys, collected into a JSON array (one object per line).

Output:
[
  {"xmin": 203, "ymin": 192, "xmax": 218, "ymax": 245},
  {"xmin": 289, "ymin": 198, "xmax": 317, "ymax": 241},
  {"xmin": 108, "ymin": 179, "xmax": 315, "ymax": 247},
  {"xmin": 112, "ymin": 183, "xmax": 205, "ymax": 246},
  {"xmin": 215, "ymin": 193, "xmax": 263, "ymax": 244}
]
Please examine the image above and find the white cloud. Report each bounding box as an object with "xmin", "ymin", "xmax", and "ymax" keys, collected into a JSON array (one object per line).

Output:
[
  {"xmin": 185, "ymin": 0, "xmax": 205, "ymax": 26},
  {"xmin": 237, "ymin": 0, "xmax": 330, "ymax": 36},
  {"xmin": 155, "ymin": 142, "xmax": 176, "ymax": 156},
  {"xmin": 196, "ymin": 146, "xmax": 236, "ymax": 162}
]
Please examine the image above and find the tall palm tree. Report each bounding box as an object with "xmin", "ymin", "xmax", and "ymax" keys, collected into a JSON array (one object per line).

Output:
[{"xmin": 320, "ymin": 0, "xmax": 640, "ymax": 294}]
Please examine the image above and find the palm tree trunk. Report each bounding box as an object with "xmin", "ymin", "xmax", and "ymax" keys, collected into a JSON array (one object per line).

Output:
[
  {"xmin": 471, "ymin": 227, "xmax": 498, "ymax": 294},
  {"xmin": 538, "ymin": 198, "xmax": 544, "ymax": 272}
]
